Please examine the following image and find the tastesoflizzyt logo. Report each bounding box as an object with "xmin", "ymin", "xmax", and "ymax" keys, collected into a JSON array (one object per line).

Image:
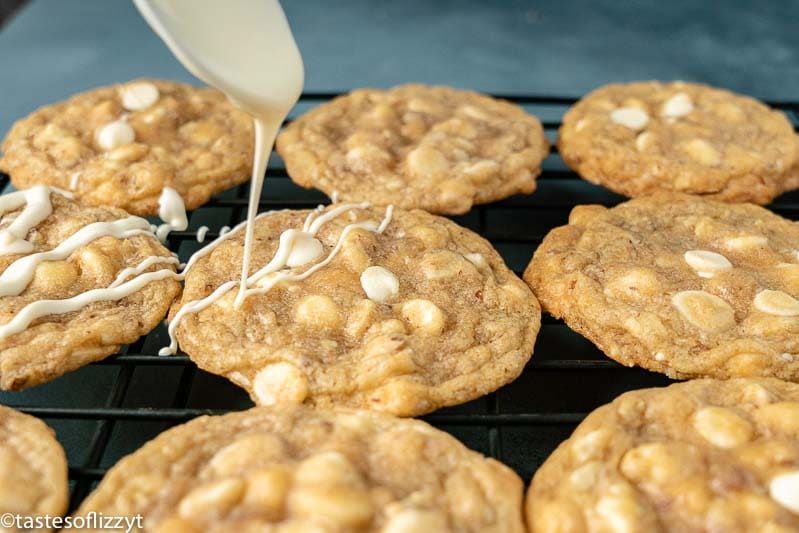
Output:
[{"xmin": 0, "ymin": 512, "xmax": 143, "ymax": 532}]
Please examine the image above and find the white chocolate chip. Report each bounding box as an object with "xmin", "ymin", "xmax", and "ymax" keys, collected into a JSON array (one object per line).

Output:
[
  {"xmin": 693, "ymin": 406, "xmax": 753, "ymax": 448},
  {"xmin": 360, "ymin": 266, "xmax": 400, "ymax": 304},
  {"xmin": 383, "ymin": 509, "xmax": 448, "ymax": 533},
  {"xmin": 120, "ymin": 81, "xmax": 160, "ymax": 111},
  {"xmin": 635, "ymin": 131, "xmax": 655, "ymax": 152},
  {"xmin": 661, "ymin": 92, "xmax": 694, "ymax": 118},
  {"xmin": 400, "ymin": 299, "xmax": 446, "ymax": 335},
  {"xmin": 672, "ymin": 290, "xmax": 736, "ymax": 332},
  {"xmin": 682, "ymin": 138, "xmax": 720, "ymax": 166},
  {"xmin": 723, "ymin": 235, "xmax": 768, "ymax": 250},
  {"xmin": 464, "ymin": 252, "xmax": 487, "ymax": 269},
  {"xmin": 684, "ymin": 250, "xmax": 732, "ymax": 278},
  {"xmin": 770, "ymin": 471, "xmax": 799, "ymax": 514},
  {"xmin": 253, "ymin": 362, "xmax": 309, "ymax": 406},
  {"xmin": 286, "ymin": 231, "xmax": 324, "ymax": 268},
  {"xmin": 753, "ymin": 290, "xmax": 799, "ymax": 317},
  {"xmin": 97, "ymin": 120, "xmax": 135, "ymax": 151},
  {"xmin": 610, "ymin": 107, "xmax": 649, "ymax": 130}
]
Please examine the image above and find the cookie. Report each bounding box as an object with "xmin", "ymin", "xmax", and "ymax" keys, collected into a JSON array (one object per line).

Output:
[
  {"xmin": 0, "ymin": 187, "xmax": 181, "ymax": 389},
  {"xmin": 558, "ymin": 81, "xmax": 799, "ymax": 204},
  {"xmin": 524, "ymin": 193, "xmax": 799, "ymax": 381},
  {"xmin": 527, "ymin": 378, "xmax": 799, "ymax": 532},
  {"xmin": 276, "ymin": 84, "xmax": 549, "ymax": 214},
  {"xmin": 0, "ymin": 79, "xmax": 253, "ymax": 216},
  {"xmin": 171, "ymin": 203, "xmax": 540, "ymax": 416},
  {"xmin": 0, "ymin": 404, "xmax": 68, "ymax": 523},
  {"xmin": 75, "ymin": 406, "xmax": 526, "ymax": 532}
]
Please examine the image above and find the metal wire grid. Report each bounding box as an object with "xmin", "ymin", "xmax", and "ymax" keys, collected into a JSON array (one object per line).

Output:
[{"xmin": 0, "ymin": 92, "xmax": 797, "ymax": 510}]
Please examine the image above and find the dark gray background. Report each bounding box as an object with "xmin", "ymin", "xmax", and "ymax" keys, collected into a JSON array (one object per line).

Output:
[{"xmin": 1, "ymin": 0, "xmax": 798, "ymax": 135}]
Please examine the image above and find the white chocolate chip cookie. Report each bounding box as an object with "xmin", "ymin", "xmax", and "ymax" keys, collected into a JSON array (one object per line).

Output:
[
  {"xmin": 525, "ymin": 193, "xmax": 799, "ymax": 381},
  {"xmin": 0, "ymin": 191, "xmax": 180, "ymax": 390},
  {"xmin": 276, "ymin": 84, "xmax": 549, "ymax": 214},
  {"xmin": 0, "ymin": 405, "xmax": 68, "ymax": 527},
  {"xmin": 558, "ymin": 81, "xmax": 799, "ymax": 204},
  {"xmin": 527, "ymin": 378, "xmax": 799, "ymax": 532},
  {"xmin": 0, "ymin": 79, "xmax": 253, "ymax": 216},
  {"xmin": 172, "ymin": 205, "xmax": 540, "ymax": 416},
  {"xmin": 75, "ymin": 407, "xmax": 526, "ymax": 532}
]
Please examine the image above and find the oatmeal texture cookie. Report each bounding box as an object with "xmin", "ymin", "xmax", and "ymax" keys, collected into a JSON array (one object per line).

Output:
[
  {"xmin": 75, "ymin": 407, "xmax": 526, "ymax": 532},
  {"xmin": 527, "ymin": 378, "xmax": 799, "ymax": 532},
  {"xmin": 0, "ymin": 79, "xmax": 253, "ymax": 215},
  {"xmin": 0, "ymin": 405, "xmax": 68, "ymax": 529},
  {"xmin": 0, "ymin": 191, "xmax": 181, "ymax": 390},
  {"xmin": 276, "ymin": 84, "xmax": 549, "ymax": 214},
  {"xmin": 558, "ymin": 81, "xmax": 799, "ymax": 204},
  {"xmin": 525, "ymin": 193, "xmax": 799, "ymax": 381},
  {"xmin": 172, "ymin": 205, "xmax": 540, "ymax": 416}
]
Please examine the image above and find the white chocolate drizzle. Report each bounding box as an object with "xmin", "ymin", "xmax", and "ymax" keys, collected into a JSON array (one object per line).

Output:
[
  {"xmin": 0, "ymin": 185, "xmax": 54, "ymax": 256},
  {"xmin": 0, "ymin": 216, "xmax": 152, "ymax": 298},
  {"xmin": 0, "ymin": 269, "xmax": 179, "ymax": 340},
  {"xmin": 158, "ymin": 203, "xmax": 393, "ymax": 355},
  {"xmin": 0, "ymin": 186, "xmax": 185, "ymax": 341},
  {"xmin": 195, "ymin": 226, "xmax": 209, "ymax": 243},
  {"xmin": 155, "ymin": 187, "xmax": 188, "ymax": 241}
]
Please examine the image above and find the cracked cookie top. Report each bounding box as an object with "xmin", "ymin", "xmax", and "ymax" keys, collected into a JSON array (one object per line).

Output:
[
  {"xmin": 0, "ymin": 79, "xmax": 253, "ymax": 215},
  {"xmin": 558, "ymin": 81, "xmax": 799, "ymax": 204},
  {"xmin": 276, "ymin": 84, "xmax": 549, "ymax": 214}
]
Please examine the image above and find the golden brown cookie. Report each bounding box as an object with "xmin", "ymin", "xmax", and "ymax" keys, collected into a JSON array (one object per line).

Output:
[
  {"xmin": 558, "ymin": 81, "xmax": 799, "ymax": 204},
  {"xmin": 276, "ymin": 84, "xmax": 549, "ymax": 214},
  {"xmin": 0, "ymin": 187, "xmax": 181, "ymax": 389},
  {"xmin": 0, "ymin": 404, "xmax": 68, "ymax": 526},
  {"xmin": 171, "ymin": 204, "xmax": 540, "ymax": 416},
  {"xmin": 527, "ymin": 378, "xmax": 799, "ymax": 532},
  {"xmin": 525, "ymin": 193, "xmax": 799, "ymax": 381},
  {"xmin": 75, "ymin": 406, "xmax": 526, "ymax": 532},
  {"xmin": 0, "ymin": 79, "xmax": 253, "ymax": 216}
]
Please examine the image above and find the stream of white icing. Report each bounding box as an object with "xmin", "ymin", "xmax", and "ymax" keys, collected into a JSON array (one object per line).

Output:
[
  {"xmin": 0, "ymin": 3, "xmax": 398, "ymax": 358},
  {"xmin": 132, "ymin": 0, "xmax": 304, "ymax": 311}
]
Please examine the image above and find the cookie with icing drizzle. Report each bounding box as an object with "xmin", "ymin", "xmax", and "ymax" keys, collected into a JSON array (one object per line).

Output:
[
  {"xmin": 0, "ymin": 79, "xmax": 253, "ymax": 216},
  {"xmin": 527, "ymin": 378, "xmax": 799, "ymax": 532},
  {"xmin": 75, "ymin": 406, "xmax": 526, "ymax": 532},
  {"xmin": 170, "ymin": 204, "xmax": 540, "ymax": 416},
  {"xmin": 558, "ymin": 81, "xmax": 799, "ymax": 204},
  {"xmin": 276, "ymin": 84, "xmax": 549, "ymax": 214},
  {"xmin": 0, "ymin": 404, "xmax": 68, "ymax": 526},
  {"xmin": 525, "ymin": 193, "xmax": 799, "ymax": 380},
  {"xmin": 0, "ymin": 187, "xmax": 180, "ymax": 389}
]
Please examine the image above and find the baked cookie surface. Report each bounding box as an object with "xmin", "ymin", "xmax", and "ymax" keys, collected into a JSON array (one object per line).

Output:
[
  {"xmin": 75, "ymin": 406, "xmax": 526, "ymax": 532},
  {"xmin": 558, "ymin": 81, "xmax": 799, "ymax": 204},
  {"xmin": 276, "ymin": 84, "xmax": 549, "ymax": 214},
  {"xmin": 527, "ymin": 378, "xmax": 799, "ymax": 533},
  {"xmin": 0, "ymin": 79, "xmax": 253, "ymax": 215},
  {"xmin": 0, "ymin": 188, "xmax": 181, "ymax": 390},
  {"xmin": 0, "ymin": 404, "xmax": 68, "ymax": 525},
  {"xmin": 172, "ymin": 204, "xmax": 540, "ymax": 416},
  {"xmin": 525, "ymin": 193, "xmax": 799, "ymax": 380}
]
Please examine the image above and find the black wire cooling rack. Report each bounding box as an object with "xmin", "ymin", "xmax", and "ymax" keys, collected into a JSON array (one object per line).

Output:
[{"xmin": 1, "ymin": 92, "xmax": 798, "ymax": 511}]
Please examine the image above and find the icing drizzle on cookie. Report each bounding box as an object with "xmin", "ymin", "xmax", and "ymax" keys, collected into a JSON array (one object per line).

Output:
[
  {"xmin": 0, "ymin": 187, "xmax": 181, "ymax": 341},
  {"xmin": 158, "ymin": 203, "xmax": 393, "ymax": 355}
]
